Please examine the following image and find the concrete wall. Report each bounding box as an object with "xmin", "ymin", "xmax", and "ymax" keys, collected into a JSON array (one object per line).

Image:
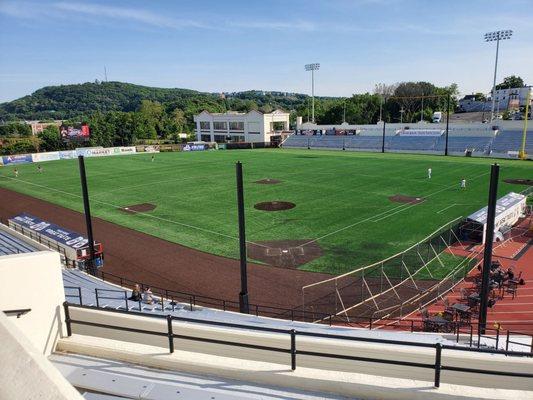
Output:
[
  {"xmin": 0, "ymin": 312, "xmax": 82, "ymax": 400},
  {"xmin": 0, "ymin": 251, "xmax": 66, "ymax": 355},
  {"xmin": 66, "ymin": 307, "xmax": 533, "ymax": 391}
]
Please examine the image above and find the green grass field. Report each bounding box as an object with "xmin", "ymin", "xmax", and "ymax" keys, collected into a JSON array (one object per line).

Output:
[{"xmin": 0, "ymin": 149, "xmax": 531, "ymax": 275}]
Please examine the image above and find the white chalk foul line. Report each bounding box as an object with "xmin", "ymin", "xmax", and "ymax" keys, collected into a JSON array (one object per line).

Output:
[
  {"xmin": 300, "ymin": 170, "xmax": 490, "ymax": 247},
  {"xmin": 0, "ymin": 175, "xmax": 244, "ymax": 243}
]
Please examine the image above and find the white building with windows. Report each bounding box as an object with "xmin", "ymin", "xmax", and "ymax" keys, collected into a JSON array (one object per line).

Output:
[
  {"xmin": 193, "ymin": 110, "xmax": 290, "ymax": 143},
  {"xmin": 492, "ymin": 86, "xmax": 532, "ymax": 110}
]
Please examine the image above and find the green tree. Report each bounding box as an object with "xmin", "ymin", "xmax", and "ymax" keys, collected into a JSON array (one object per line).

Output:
[
  {"xmin": 495, "ymin": 75, "xmax": 524, "ymax": 90},
  {"xmin": 38, "ymin": 125, "xmax": 64, "ymax": 151}
]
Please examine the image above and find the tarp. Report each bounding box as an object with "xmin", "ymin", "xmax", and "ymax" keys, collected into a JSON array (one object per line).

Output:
[{"xmin": 10, "ymin": 213, "xmax": 89, "ymax": 250}]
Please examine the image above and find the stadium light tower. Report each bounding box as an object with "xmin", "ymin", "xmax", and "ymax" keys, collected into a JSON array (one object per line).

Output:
[
  {"xmin": 484, "ymin": 30, "xmax": 513, "ymax": 122},
  {"xmin": 305, "ymin": 63, "xmax": 320, "ymax": 123}
]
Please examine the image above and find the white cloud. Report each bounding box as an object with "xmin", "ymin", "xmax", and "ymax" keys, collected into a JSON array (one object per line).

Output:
[
  {"xmin": 230, "ymin": 20, "xmax": 316, "ymax": 32},
  {"xmin": 52, "ymin": 2, "xmax": 206, "ymax": 29}
]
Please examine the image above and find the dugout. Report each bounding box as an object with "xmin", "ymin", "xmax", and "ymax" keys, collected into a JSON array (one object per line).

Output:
[
  {"xmin": 460, "ymin": 192, "xmax": 527, "ymax": 244},
  {"xmin": 8, "ymin": 213, "xmax": 104, "ymax": 271}
]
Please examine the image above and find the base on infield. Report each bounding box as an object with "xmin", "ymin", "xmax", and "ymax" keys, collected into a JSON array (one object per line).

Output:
[
  {"xmin": 247, "ymin": 239, "xmax": 322, "ymax": 268},
  {"xmin": 388, "ymin": 194, "xmax": 425, "ymax": 204},
  {"xmin": 119, "ymin": 203, "xmax": 157, "ymax": 214},
  {"xmin": 254, "ymin": 178, "xmax": 282, "ymax": 185},
  {"xmin": 504, "ymin": 178, "xmax": 533, "ymax": 186},
  {"xmin": 254, "ymin": 201, "xmax": 295, "ymax": 211}
]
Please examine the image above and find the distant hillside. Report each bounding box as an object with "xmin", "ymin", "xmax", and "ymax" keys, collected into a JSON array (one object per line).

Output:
[{"xmin": 0, "ymin": 81, "xmax": 316, "ymax": 121}]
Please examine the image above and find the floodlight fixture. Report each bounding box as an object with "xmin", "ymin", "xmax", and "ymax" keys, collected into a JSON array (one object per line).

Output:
[
  {"xmin": 304, "ymin": 63, "xmax": 320, "ymax": 123},
  {"xmin": 484, "ymin": 30, "xmax": 513, "ymax": 121}
]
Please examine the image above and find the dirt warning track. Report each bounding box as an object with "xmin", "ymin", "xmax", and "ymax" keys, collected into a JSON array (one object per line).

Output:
[{"xmin": 0, "ymin": 187, "xmax": 330, "ymax": 309}]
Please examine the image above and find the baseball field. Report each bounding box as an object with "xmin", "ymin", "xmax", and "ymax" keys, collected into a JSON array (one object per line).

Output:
[{"xmin": 0, "ymin": 149, "xmax": 531, "ymax": 276}]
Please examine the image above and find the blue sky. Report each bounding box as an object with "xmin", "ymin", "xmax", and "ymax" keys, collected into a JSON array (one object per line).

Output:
[{"xmin": 1, "ymin": 0, "xmax": 532, "ymax": 102}]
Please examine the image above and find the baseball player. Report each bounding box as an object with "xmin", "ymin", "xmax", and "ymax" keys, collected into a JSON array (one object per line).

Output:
[
  {"xmin": 427, "ymin": 167, "xmax": 432, "ymax": 179},
  {"xmin": 461, "ymin": 178, "xmax": 466, "ymax": 189}
]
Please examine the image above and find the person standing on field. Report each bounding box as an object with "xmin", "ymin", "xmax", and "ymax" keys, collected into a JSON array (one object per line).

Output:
[
  {"xmin": 151, "ymin": 154, "xmax": 155, "ymax": 162},
  {"xmin": 461, "ymin": 178, "xmax": 466, "ymax": 189},
  {"xmin": 14, "ymin": 168, "xmax": 18, "ymax": 178},
  {"xmin": 427, "ymin": 167, "xmax": 432, "ymax": 179}
]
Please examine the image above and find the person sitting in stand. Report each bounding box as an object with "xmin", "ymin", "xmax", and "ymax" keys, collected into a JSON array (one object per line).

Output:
[
  {"xmin": 128, "ymin": 284, "xmax": 142, "ymax": 301},
  {"xmin": 143, "ymin": 287, "xmax": 154, "ymax": 305},
  {"xmin": 506, "ymin": 267, "xmax": 515, "ymax": 282}
]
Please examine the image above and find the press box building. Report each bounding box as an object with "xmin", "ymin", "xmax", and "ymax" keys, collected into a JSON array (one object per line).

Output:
[{"xmin": 193, "ymin": 110, "xmax": 290, "ymax": 144}]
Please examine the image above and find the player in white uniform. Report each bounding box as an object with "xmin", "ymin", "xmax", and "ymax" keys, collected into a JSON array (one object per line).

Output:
[
  {"xmin": 14, "ymin": 168, "xmax": 18, "ymax": 178},
  {"xmin": 427, "ymin": 167, "xmax": 432, "ymax": 179},
  {"xmin": 461, "ymin": 178, "xmax": 466, "ymax": 189}
]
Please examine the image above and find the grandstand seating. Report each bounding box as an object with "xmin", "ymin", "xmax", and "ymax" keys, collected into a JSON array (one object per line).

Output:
[
  {"xmin": 284, "ymin": 128, "xmax": 532, "ymax": 156},
  {"xmin": 0, "ymin": 229, "xmax": 38, "ymax": 256},
  {"xmin": 491, "ymin": 129, "xmax": 533, "ymax": 154}
]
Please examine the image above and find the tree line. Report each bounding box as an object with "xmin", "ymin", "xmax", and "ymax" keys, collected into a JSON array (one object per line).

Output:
[{"xmin": 10, "ymin": 77, "xmax": 529, "ymax": 155}]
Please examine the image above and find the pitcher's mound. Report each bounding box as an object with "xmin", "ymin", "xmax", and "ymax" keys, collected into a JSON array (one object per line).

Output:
[
  {"xmin": 254, "ymin": 201, "xmax": 295, "ymax": 211},
  {"xmin": 389, "ymin": 194, "xmax": 425, "ymax": 204},
  {"xmin": 119, "ymin": 203, "xmax": 157, "ymax": 214},
  {"xmin": 255, "ymin": 178, "xmax": 281, "ymax": 184},
  {"xmin": 504, "ymin": 178, "xmax": 533, "ymax": 186},
  {"xmin": 247, "ymin": 239, "xmax": 322, "ymax": 268}
]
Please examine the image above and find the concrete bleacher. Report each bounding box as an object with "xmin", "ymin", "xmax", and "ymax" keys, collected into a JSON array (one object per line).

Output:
[
  {"xmin": 0, "ymin": 228, "xmax": 39, "ymax": 256},
  {"xmin": 491, "ymin": 129, "xmax": 533, "ymax": 155}
]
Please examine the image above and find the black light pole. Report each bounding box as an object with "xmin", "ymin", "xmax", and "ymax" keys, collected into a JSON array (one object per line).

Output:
[
  {"xmin": 444, "ymin": 93, "xmax": 450, "ymax": 156},
  {"xmin": 236, "ymin": 161, "xmax": 250, "ymax": 314},
  {"xmin": 381, "ymin": 119, "xmax": 386, "ymax": 154},
  {"xmin": 78, "ymin": 155, "xmax": 97, "ymax": 276},
  {"xmin": 478, "ymin": 163, "xmax": 500, "ymax": 334}
]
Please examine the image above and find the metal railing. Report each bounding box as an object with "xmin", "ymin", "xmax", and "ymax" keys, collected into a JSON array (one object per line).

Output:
[
  {"xmin": 63, "ymin": 302, "xmax": 533, "ymax": 389},
  {"xmin": 62, "ymin": 282, "xmax": 533, "ymax": 342},
  {"xmin": 3, "ymin": 308, "xmax": 31, "ymax": 318}
]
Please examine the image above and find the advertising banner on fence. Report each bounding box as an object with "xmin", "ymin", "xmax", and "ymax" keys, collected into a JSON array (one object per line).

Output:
[
  {"xmin": 31, "ymin": 152, "xmax": 60, "ymax": 163},
  {"xmin": 183, "ymin": 143, "xmax": 207, "ymax": 151},
  {"xmin": 397, "ymin": 129, "xmax": 444, "ymax": 137},
  {"xmin": 59, "ymin": 150, "xmax": 78, "ymax": 159},
  {"xmin": 76, "ymin": 147, "xmax": 113, "ymax": 158},
  {"xmin": 2, "ymin": 154, "xmax": 33, "ymax": 165},
  {"xmin": 143, "ymin": 145, "xmax": 160, "ymax": 153},
  {"xmin": 11, "ymin": 213, "xmax": 89, "ymax": 249},
  {"xmin": 113, "ymin": 146, "xmax": 137, "ymax": 155}
]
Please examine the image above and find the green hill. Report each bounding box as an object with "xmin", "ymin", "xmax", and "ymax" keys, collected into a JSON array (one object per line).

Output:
[{"xmin": 0, "ymin": 81, "xmax": 313, "ymax": 121}]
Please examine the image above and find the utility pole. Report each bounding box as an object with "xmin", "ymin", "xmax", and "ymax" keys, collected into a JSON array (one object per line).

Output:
[
  {"xmin": 445, "ymin": 93, "xmax": 450, "ymax": 156},
  {"xmin": 478, "ymin": 163, "xmax": 500, "ymax": 334},
  {"xmin": 236, "ymin": 162, "xmax": 249, "ymax": 314},
  {"xmin": 78, "ymin": 156, "xmax": 97, "ymax": 276}
]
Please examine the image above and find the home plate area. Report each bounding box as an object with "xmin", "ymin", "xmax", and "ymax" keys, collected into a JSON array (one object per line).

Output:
[{"xmin": 247, "ymin": 239, "xmax": 322, "ymax": 268}]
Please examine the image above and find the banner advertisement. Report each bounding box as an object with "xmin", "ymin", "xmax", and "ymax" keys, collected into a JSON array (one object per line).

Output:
[
  {"xmin": 60, "ymin": 124, "xmax": 90, "ymax": 140},
  {"xmin": 59, "ymin": 150, "xmax": 78, "ymax": 159},
  {"xmin": 143, "ymin": 145, "xmax": 160, "ymax": 153},
  {"xmin": 11, "ymin": 213, "xmax": 89, "ymax": 249},
  {"xmin": 2, "ymin": 154, "xmax": 33, "ymax": 165},
  {"xmin": 113, "ymin": 146, "xmax": 137, "ymax": 155},
  {"xmin": 31, "ymin": 152, "xmax": 60, "ymax": 163},
  {"xmin": 397, "ymin": 129, "xmax": 444, "ymax": 137},
  {"xmin": 183, "ymin": 144, "xmax": 207, "ymax": 151},
  {"xmin": 76, "ymin": 147, "xmax": 112, "ymax": 158}
]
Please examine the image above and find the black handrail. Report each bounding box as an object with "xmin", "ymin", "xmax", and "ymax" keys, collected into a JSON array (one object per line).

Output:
[
  {"xmin": 65, "ymin": 282, "xmax": 533, "ymax": 341},
  {"xmin": 63, "ymin": 302, "xmax": 533, "ymax": 389},
  {"xmin": 3, "ymin": 308, "xmax": 31, "ymax": 318}
]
